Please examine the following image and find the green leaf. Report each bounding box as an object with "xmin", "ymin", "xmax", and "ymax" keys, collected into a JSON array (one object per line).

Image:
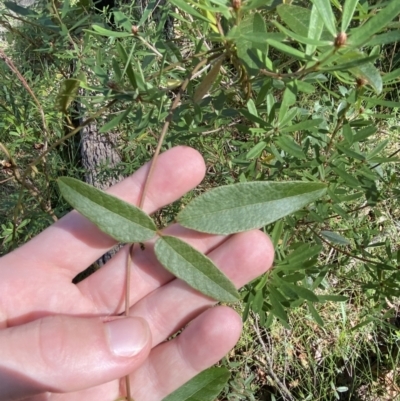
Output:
[
  {"xmin": 349, "ymin": 62, "xmax": 383, "ymax": 94},
  {"xmin": 236, "ymin": 13, "xmax": 268, "ymax": 74},
  {"xmin": 331, "ymin": 167, "xmax": 360, "ymax": 187},
  {"xmin": 279, "ymin": 82, "xmax": 297, "ymax": 124},
  {"xmin": 265, "ymin": 38, "xmax": 310, "ymax": 61},
  {"xmin": 307, "ymin": 301, "xmax": 324, "ymax": 326},
  {"xmin": 154, "ymin": 236, "xmax": 239, "ymax": 303},
  {"xmin": 321, "ymin": 230, "xmax": 351, "ymax": 245},
  {"xmin": 368, "ymin": 30, "xmax": 400, "ymax": 47},
  {"xmin": 349, "ymin": 2, "xmax": 400, "ymax": 48},
  {"xmin": 193, "ymin": 57, "xmax": 223, "ymax": 103},
  {"xmin": 246, "ymin": 98, "xmax": 258, "ymax": 117},
  {"xmin": 361, "ymin": 97, "xmax": 400, "ymax": 108},
  {"xmin": 99, "ymin": 106, "xmax": 133, "ymax": 133},
  {"xmin": 280, "ymin": 119, "xmax": 323, "ymax": 133},
  {"xmin": 353, "ymin": 125, "xmax": 377, "ymax": 142},
  {"xmin": 177, "ymin": 181, "xmax": 327, "ymax": 235},
  {"xmin": 162, "ymin": 367, "xmax": 230, "ymax": 401},
  {"xmin": 276, "ymin": 136, "xmax": 306, "ymax": 159},
  {"xmin": 4, "ymin": 1, "xmax": 37, "ymax": 16},
  {"xmin": 320, "ymin": 55, "xmax": 378, "ymax": 72},
  {"xmin": 279, "ymin": 281, "xmax": 319, "ymax": 302},
  {"xmin": 383, "ymin": 67, "xmax": 400, "ymax": 83},
  {"xmin": 317, "ymin": 295, "xmax": 348, "ymax": 302},
  {"xmin": 90, "ymin": 24, "xmax": 132, "ymax": 37},
  {"xmin": 170, "ymin": 0, "xmax": 211, "ymax": 23},
  {"xmin": 311, "ymin": 0, "xmax": 337, "ymax": 37},
  {"xmin": 306, "ymin": 4, "xmax": 325, "ymax": 55},
  {"xmin": 272, "ymin": 21, "xmax": 332, "ymax": 47},
  {"xmin": 341, "ymin": 0, "xmax": 359, "ymax": 32},
  {"xmin": 57, "ymin": 177, "xmax": 157, "ymax": 243},
  {"xmin": 336, "ymin": 144, "xmax": 365, "ymax": 161},
  {"xmin": 116, "ymin": 42, "xmax": 137, "ymax": 89},
  {"xmin": 246, "ymin": 141, "xmax": 267, "ymax": 159},
  {"xmin": 277, "ymin": 4, "xmax": 311, "ymax": 37},
  {"xmin": 269, "ymin": 286, "xmax": 289, "ymax": 323},
  {"xmin": 56, "ymin": 79, "xmax": 80, "ymax": 114}
]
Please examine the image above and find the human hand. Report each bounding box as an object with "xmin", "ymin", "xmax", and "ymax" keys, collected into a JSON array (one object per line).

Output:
[{"xmin": 0, "ymin": 146, "xmax": 274, "ymax": 401}]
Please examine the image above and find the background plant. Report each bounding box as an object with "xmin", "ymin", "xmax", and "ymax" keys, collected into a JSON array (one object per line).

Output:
[{"xmin": 1, "ymin": 0, "xmax": 400, "ymax": 399}]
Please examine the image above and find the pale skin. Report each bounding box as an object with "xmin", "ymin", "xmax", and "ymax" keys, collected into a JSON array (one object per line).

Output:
[{"xmin": 0, "ymin": 146, "xmax": 274, "ymax": 401}]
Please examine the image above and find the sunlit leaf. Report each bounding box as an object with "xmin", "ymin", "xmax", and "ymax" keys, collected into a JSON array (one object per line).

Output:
[
  {"xmin": 170, "ymin": 0, "xmax": 210, "ymax": 23},
  {"xmin": 177, "ymin": 182, "xmax": 327, "ymax": 235},
  {"xmin": 306, "ymin": 4, "xmax": 325, "ymax": 55},
  {"xmin": 58, "ymin": 177, "xmax": 157, "ymax": 243},
  {"xmin": 162, "ymin": 367, "xmax": 230, "ymax": 401},
  {"xmin": 154, "ymin": 236, "xmax": 240, "ymax": 303},
  {"xmin": 341, "ymin": 0, "xmax": 359, "ymax": 32},
  {"xmin": 89, "ymin": 24, "xmax": 131, "ymax": 37},
  {"xmin": 56, "ymin": 79, "xmax": 80, "ymax": 114},
  {"xmin": 311, "ymin": 0, "xmax": 337, "ymax": 37}
]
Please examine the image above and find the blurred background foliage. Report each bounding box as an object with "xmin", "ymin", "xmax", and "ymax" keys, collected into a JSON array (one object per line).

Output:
[{"xmin": 1, "ymin": 0, "xmax": 400, "ymax": 399}]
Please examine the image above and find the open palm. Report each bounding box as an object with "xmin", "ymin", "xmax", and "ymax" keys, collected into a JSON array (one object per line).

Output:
[{"xmin": 0, "ymin": 146, "xmax": 273, "ymax": 401}]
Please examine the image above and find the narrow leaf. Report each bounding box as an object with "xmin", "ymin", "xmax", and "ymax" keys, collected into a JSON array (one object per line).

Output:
[
  {"xmin": 368, "ymin": 30, "xmax": 400, "ymax": 47},
  {"xmin": 277, "ymin": 4, "xmax": 311, "ymax": 37},
  {"xmin": 170, "ymin": 0, "xmax": 210, "ymax": 23},
  {"xmin": 154, "ymin": 236, "xmax": 240, "ymax": 303},
  {"xmin": 177, "ymin": 182, "xmax": 327, "ymax": 235},
  {"xmin": 162, "ymin": 367, "xmax": 230, "ymax": 401},
  {"xmin": 280, "ymin": 119, "xmax": 323, "ymax": 133},
  {"xmin": 279, "ymin": 82, "xmax": 297, "ymax": 124},
  {"xmin": 321, "ymin": 230, "xmax": 351, "ymax": 245},
  {"xmin": 307, "ymin": 4, "xmax": 325, "ymax": 55},
  {"xmin": 276, "ymin": 136, "xmax": 306, "ymax": 159},
  {"xmin": 317, "ymin": 295, "xmax": 348, "ymax": 302},
  {"xmin": 99, "ymin": 105, "xmax": 132, "ymax": 133},
  {"xmin": 341, "ymin": 0, "xmax": 359, "ymax": 32},
  {"xmin": 269, "ymin": 287, "xmax": 288, "ymax": 323},
  {"xmin": 307, "ymin": 301, "xmax": 324, "ymax": 326},
  {"xmin": 90, "ymin": 24, "xmax": 131, "ymax": 37},
  {"xmin": 193, "ymin": 57, "xmax": 223, "ymax": 103},
  {"xmin": 349, "ymin": 2, "xmax": 400, "ymax": 48},
  {"xmin": 280, "ymin": 281, "xmax": 319, "ymax": 302},
  {"xmin": 58, "ymin": 177, "xmax": 157, "ymax": 243},
  {"xmin": 56, "ymin": 79, "xmax": 80, "ymax": 113},
  {"xmin": 246, "ymin": 141, "xmax": 267, "ymax": 159},
  {"xmin": 311, "ymin": 0, "xmax": 337, "ymax": 37}
]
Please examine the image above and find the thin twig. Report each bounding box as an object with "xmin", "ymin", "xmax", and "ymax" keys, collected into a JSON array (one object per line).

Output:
[
  {"xmin": 310, "ymin": 226, "xmax": 381, "ymax": 265},
  {"xmin": 122, "ymin": 55, "xmax": 219, "ymax": 401},
  {"xmin": 252, "ymin": 316, "xmax": 295, "ymax": 401}
]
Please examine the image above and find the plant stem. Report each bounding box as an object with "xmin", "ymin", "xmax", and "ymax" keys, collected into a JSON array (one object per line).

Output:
[{"xmin": 122, "ymin": 55, "xmax": 216, "ymax": 401}]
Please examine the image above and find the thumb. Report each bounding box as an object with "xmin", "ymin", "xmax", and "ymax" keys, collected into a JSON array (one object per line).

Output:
[{"xmin": 0, "ymin": 315, "xmax": 151, "ymax": 400}]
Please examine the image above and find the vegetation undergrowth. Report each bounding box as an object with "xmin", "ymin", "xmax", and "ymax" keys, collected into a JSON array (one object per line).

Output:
[{"xmin": 1, "ymin": 0, "xmax": 400, "ymax": 399}]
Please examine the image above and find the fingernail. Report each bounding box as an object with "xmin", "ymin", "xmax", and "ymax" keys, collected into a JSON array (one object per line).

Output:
[{"xmin": 105, "ymin": 317, "xmax": 149, "ymax": 357}]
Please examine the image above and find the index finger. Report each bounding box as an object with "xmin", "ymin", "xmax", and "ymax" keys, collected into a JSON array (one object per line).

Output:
[{"xmin": 5, "ymin": 146, "xmax": 206, "ymax": 276}]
